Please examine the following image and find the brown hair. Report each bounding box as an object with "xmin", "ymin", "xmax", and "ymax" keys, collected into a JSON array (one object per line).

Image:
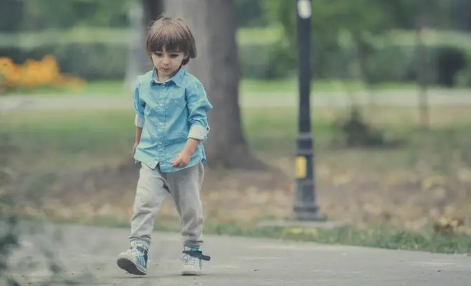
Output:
[{"xmin": 146, "ymin": 15, "xmax": 196, "ymax": 66}]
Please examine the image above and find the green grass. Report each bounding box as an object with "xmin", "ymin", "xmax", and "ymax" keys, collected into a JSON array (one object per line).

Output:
[
  {"xmin": 3, "ymin": 106, "xmax": 471, "ymax": 175},
  {"xmin": 241, "ymin": 78, "xmax": 417, "ymax": 94},
  {"xmin": 3, "ymin": 78, "xmax": 419, "ymax": 97},
  {"xmin": 23, "ymin": 214, "xmax": 471, "ymax": 255},
  {"xmin": 237, "ymin": 25, "xmax": 283, "ymax": 45},
  {"xmin": 384, "ymin": 29, "xmax": 471, "ymax": 49},
  {"xmin": 2, "ymin": 110, "xmax": 135, "ymax": 171},
  {"xmin": 208, "ymin": 223, "xmax": 471, "ymax": 254}
]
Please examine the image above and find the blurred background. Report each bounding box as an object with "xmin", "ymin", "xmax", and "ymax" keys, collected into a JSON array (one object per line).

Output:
[{"xmin": 1, "ymin": 0, "xmax": 471, "ymax": 252}]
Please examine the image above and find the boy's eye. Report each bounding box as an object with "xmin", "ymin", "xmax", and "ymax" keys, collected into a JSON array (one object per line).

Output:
[{"xmin": 153, "ymin": 52, "xmax": 180, "ymax": 58}]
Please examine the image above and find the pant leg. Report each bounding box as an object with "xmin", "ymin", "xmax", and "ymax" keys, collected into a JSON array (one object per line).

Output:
[
  {"xmin": 164, "ymin": 163, "xmax": 205, "ymax": 248},
  {"xmin": 129, "ymin": 164, "xmax": 170, "ymax": 249}
]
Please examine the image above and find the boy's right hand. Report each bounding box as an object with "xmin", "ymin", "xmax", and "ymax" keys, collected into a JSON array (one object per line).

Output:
[{"xmin": 132, "ymin": 142, "xmax": 139, "ymax": 154}]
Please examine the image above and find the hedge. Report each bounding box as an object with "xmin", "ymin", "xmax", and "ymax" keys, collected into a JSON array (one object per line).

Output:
[{"xmin": 1, "ymin": 29, "xmax": 470, "ymax": 87}]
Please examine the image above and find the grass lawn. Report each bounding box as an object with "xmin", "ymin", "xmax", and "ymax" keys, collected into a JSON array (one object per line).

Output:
[
  {"xmin": 2, "ymin": 78, "xmax": 419, "ymax": 97},
  {"xmin": 3, "ymin": 105, "xmax": 471, "ymax": 253}
]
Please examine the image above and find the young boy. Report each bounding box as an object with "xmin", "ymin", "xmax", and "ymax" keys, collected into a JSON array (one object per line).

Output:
[{"xmin": 116, "ymin": 15, "xmax": 212, "ymax": 276}]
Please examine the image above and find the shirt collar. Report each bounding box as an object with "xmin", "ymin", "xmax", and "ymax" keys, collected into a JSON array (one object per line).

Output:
[{"xmin": 150, "ymin": 66, "xmax": 185, "ymax": 87}]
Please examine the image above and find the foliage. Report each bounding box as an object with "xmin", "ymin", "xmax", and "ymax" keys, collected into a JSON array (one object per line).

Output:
[
  {"xmin": 330, "ymin": 107, "xmax": 396, "ymax": 148},
  {"xmin": 2, "ymin": 0, "xmax": 469, "ymax": 32},
  {"xmin": 259, "ymin": 0, "xmax": 471, "ymax": 85},
  {"xmin": 0, "ymin": 0, "xmax": 132, "ymax": 32},
  {"xmin": 0, "ymin": 26, "xmax": 286, "ymax": 81},
  {"xmin": 0, "ymin": 29, "xmax": 470, "ymax": 84},
  {"xmin": 0, "ymin": 56, "xmax": 85, "ymax": 93},
  {"xmin": 261, "ymin": 0, "xmax": 393, "ymax": 78},
  {"xmin": 1, "ymin": 0, "xmax": 270, "ymax": 31},
  {"xmin": 234, "ymin": 0, "xmax": 268, "ymax": 28},
  {"xmin": 1, "ymin": 1, "xmax": 471, "ymax": 83},
  {"xmin": 0, "ymin": 32, "xmax": 281, "ymax": 81}
]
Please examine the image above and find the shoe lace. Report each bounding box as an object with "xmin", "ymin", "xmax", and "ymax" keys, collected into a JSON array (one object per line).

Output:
[
  {"xmin": 129, "ymin": 245, "xmax": 148, "ymax": 262},
  {"xmin": 187, "ymin": 254, "xmax": 199, "ymax": 264},
  {"xmin": 182, "ymin": 250, "xmax": 211, "ymax": 262}
]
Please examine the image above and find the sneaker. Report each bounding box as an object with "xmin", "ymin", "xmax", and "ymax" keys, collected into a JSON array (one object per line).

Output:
[
  {"xmin": 117, "ymin": 242, "xmax": 148, "ymax": 275},
  {"xmin": 180, "ymin": 246, "xmax": 210, "ymax": 276}
]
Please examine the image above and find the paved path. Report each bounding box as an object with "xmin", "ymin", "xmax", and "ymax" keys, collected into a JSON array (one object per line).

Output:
[
  {"xmin": 1, "ymin": 89, "xmax": 471, "ymax": 113},
  {"xmin": 9, "ymin": 224, "xmax": 471, "ymax": 285}
]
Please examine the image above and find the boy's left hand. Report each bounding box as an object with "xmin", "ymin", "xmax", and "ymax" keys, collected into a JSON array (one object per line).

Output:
[{"xmin": 172, "ymin": 151, "xmax": 191, "ymax": 168}]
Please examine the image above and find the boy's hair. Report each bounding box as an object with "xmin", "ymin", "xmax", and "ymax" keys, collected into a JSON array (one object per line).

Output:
[{"xmin": 146, "ymin": 15, "xmax": 196, "ymax": 66}]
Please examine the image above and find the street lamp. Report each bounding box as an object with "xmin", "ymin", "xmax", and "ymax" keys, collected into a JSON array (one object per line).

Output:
[{"xmin": 293, "ymin": 0, "xmax": 325, "ymax": 221}]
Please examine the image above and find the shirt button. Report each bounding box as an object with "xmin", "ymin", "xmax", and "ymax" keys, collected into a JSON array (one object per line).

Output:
[{"xmin": 158, "ymin": 141, "xmax": 162, "ymax": 145}]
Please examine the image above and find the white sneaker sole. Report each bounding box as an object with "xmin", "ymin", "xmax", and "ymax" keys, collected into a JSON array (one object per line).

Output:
[{"xmin": 181, "ymin": 265, "xmax": 202, "ymax": 276}]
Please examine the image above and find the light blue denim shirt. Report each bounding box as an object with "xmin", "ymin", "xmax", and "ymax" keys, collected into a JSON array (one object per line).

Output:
[{"xmin": 133, "ymin": 67, "xmax": 212, "ymax": 173}]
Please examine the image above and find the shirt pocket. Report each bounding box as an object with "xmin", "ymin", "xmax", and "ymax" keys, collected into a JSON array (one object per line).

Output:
[{"xmin": 167, "ymin": 93, "xmax": 187, "ymax": 114}]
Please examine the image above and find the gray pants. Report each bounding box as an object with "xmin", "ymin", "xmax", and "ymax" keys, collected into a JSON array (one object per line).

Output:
[{"xmin": 129, "ymin": 162, "xmax": 205, "ymax": 249}]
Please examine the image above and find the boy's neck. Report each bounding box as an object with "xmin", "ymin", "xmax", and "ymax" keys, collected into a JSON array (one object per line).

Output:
[
  {"xmin": 155, "ymin": 72, "xmax": 171, "ymax": 82},
  {"xmin": 155, "ymin": 66, "xmax": 182, "ymax": 83}
]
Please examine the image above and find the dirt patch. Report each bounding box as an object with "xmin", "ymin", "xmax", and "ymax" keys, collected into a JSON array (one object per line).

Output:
[
  {"xmin": 11, "ymin": 158, "xmax": 471, "ymax": 234},
  {"xmin": 48, "ymin": 161, "xmax": 293, "ymax": 197},
  {"xmin": 30, "ymin": 160, "xmax": 295, "ymax": 225}
]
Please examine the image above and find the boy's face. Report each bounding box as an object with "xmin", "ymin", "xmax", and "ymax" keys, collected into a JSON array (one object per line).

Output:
[{"xmin": 151, "ymin": 47, "xmax": 187, "ymax": 80}]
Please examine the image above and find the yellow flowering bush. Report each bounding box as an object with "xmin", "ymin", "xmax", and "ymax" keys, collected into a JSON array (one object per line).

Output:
[{"xmin": 0, "ymin": 55, "xmax": 85, "ymax": 93}]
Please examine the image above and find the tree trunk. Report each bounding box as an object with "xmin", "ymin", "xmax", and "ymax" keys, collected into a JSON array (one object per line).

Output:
[
  {"xmin": 454, "ymin": 0, "xmax": 470, "ymax": 31},
  {"xmin": 165, "ymin": 0, "xmax": 266, "ymax": 170},
  {"xmin": 416, "ymin": 0, "xmax": 430, "ymax": 129},
  {"xmin": 0, "ymin": 0, "xmax": 25, "ymax": 33}
]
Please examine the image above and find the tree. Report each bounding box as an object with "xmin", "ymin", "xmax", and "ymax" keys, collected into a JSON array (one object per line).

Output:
[
  {"xmin": 415, "ymin": 0, "xmax": 431, "ymax": 129},
  {"xmin": 165, "ymin": 0, "xmax": 265, "ymax": 169},
  {"xmin": 263, "ymin": 0, "xmax": 394, "ymax": 80}
]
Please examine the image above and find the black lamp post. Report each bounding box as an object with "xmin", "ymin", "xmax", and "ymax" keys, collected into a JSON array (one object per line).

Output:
[{"xmin": 293, "ymin": 0, "xmax": 325, "ymax": 221}]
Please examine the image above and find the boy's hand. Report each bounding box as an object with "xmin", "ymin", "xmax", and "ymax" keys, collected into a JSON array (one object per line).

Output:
[
  {"xmin": 132, "ymin": 142, "xmax": 139, "ymax": 154},
  {"xmin": 172, "ymin": 138, "xmax": 199, "ymax": 168},
  {"xmin": 133, "ymin": 127, "xmax": 142, "ymax": 155},
  {"xmin": 172, "ymin": 150, "xmax": 191, "ymax": 168}
]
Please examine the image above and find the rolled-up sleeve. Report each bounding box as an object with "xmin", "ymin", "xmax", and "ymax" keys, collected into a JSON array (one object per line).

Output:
[
  {"xmin": 134, "ymin": 114, "xmax": 145, "ymax": 128},
  {"xmin": 187, "ymin": 81, "xmax": 212, "ymax": 141},
  {"xmin": 133, "ymin": 81, "xmax": 145, "ymax": 128}
]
